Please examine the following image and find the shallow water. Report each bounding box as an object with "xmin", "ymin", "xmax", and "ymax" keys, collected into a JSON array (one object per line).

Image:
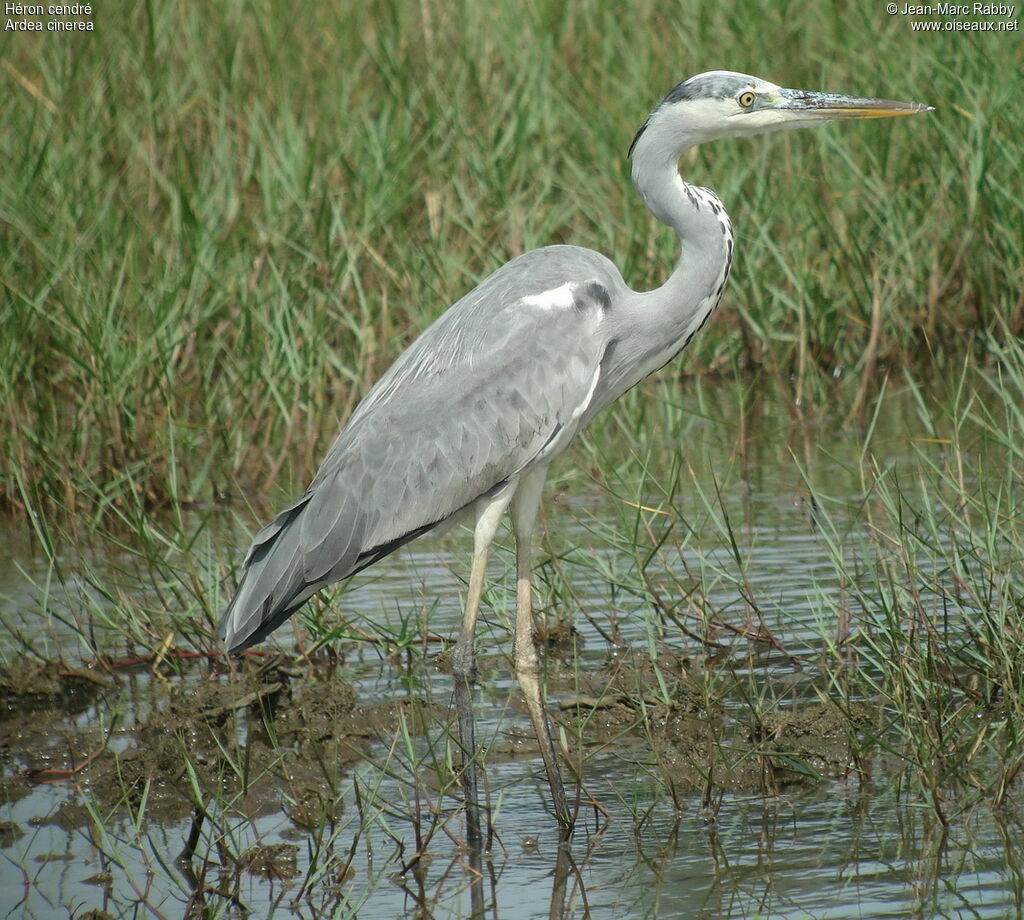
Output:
[{"xmin": 1, "ymin": 379, "xmax": 1021, "ymax": 919}]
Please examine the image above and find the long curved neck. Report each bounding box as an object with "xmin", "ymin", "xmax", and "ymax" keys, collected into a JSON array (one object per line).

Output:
[
  {"xmin": 629, "ymin": 120, "xmax": 732, "ymax": 297},
  {"xmin": 587, "ymin": 113, "xmax": 733, "ymax": 409}
]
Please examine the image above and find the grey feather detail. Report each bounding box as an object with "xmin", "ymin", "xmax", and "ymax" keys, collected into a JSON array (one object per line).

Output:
[
  {"xmin": 217, "ymin": 248, "xmax": 625, "ymax": 653},
  {"xmin": 298, "ymin": 475, "xmax": 364, "ymax": 582}
]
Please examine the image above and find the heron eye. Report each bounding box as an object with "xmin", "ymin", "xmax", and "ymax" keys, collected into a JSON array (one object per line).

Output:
[{"xmin": 738, "ymin": 91, "xmax": 756, "ymax": 108}]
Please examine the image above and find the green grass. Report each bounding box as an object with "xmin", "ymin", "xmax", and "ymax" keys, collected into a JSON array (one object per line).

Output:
[
  {"xmin": 1, "ymin": 0, "xmax": 1021, "ymax": 517},
  {"xmin": 1, "ymin": 8, "xmax": 1023, "ymax": 910}
]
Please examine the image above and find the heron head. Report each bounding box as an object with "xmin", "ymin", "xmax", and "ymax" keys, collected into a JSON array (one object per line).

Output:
[{"xmin": 629, "ymin": 71, "xmax": 932, "ymax": 157}]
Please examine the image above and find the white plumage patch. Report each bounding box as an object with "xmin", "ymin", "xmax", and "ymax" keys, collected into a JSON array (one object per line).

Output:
[
  {"xmin": 520, "ymin": 282, "xmax": 579, "ymax": 310},
  {"xmin": 570, "ymin": 366, "xmax": 602, "ymax": 423}
]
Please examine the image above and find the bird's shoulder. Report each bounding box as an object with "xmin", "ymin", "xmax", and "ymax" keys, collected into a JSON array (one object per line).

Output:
[
  {"xmin": 484, "ymin": 244, "xmax": 624, "ymax": 296},
  {"xmin": 449, "ymin": 244, "xmax": 624, "ymax": 329},
  {"xmin": 345, "ymin": 246, "xmax": 623, "ymax": 421}
]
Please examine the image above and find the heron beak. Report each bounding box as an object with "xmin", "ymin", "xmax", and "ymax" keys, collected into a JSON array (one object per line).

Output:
[{"xmin": 776, "ymin": 88, "xmax": 933, "ymax": 121}]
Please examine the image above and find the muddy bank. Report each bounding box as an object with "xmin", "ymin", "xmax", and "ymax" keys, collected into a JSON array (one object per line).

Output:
[
  {"xmin": 1, "ymin": 647, "xmax": 881, "ymax": 835},
  {"xmin": 551, "ymin": 648, "xmax": 875, "ymax": 793},
  {"xmin": 0, "ymin": 657, "xmax": 436, "ymax": 831},
  {"xmin": 0, "ymin": 660, "xmax": 114, "ymax": 715}
]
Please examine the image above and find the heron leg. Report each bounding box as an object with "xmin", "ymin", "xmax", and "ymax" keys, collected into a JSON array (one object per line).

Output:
[
  {"xmin": 510, "ymin": 463, "xmax": 571, "ymax": 828},
  {"xmin": 451, "ymin": 489, "xmax": 512, "ymax": 849}
]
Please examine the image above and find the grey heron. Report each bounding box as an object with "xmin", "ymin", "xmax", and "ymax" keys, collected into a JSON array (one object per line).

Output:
[{"xmin": 218, "ymin": 71, "xmax": 930, "ymax": 837}]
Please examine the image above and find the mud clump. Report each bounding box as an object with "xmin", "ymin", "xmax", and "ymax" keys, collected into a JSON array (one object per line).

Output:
[
  {"xmin": 278, "ymin": 676, "xmax": 358, "ymax": 748},
  {"xmin": 641, "ymin": 696, "xmax": 766, "ymax": 793},
  {"xmin": 91, "ymin": 663, "xmax": 294, "ymax": 820},
  {"xmin": 0, "ymin": 663, "xmax": 113, "ymax": 783},
  {"xmin": 646, "ymin": 700, "xmax": 870, "ymax": 794},
  {"xmin": 750, "ymin": 702, "xmax": 873, "ymax": 785},
  {"xmin": 241, "ymin": 842, "xmax": 301, "ymax": 880},
  {"xmin": 553, "ymin": 647, "xmax": 719, "ymax": 739},
  {"xmin": 0, "ymin": 820, "xmax": 24, "ymax": 846},
  {"xmin": 535, "ymin": 619, "xmax": 582, "ymax": 659},
  {"xmin": 28, "ymin": 801, "xmax": 93, "ymax": 832},
  {"xmin": 77, "ymin": 660, "xmax": 434, "ymax": 829},
  {"xmin": 0, "ymin": 774, "xmax": 33, "ymax": 808},
  {"xmin": 557, "ymin": 692, "xmax": 640, "ymax": 734},
  {"xmin": 551, "ymin": 645, "xmax": 869, "ymax": 795},
  {"xmin": 0, "ymin": 662, "xmax": 113, "ymax": 716}
]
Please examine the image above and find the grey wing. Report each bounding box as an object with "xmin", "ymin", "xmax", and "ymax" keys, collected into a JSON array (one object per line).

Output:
[{"xmin": 218, "ymin": 247, "xmax": 620, "ymax": 652}]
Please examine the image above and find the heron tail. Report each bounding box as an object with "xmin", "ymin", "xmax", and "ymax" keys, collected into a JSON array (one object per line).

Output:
[
  {"xmin": 217, "ymin": 494, "xmax": 340, "ymax": 653},
  {"xmin": 217, "ymin": 476, "xmax": 445, "ymax": 654}
]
